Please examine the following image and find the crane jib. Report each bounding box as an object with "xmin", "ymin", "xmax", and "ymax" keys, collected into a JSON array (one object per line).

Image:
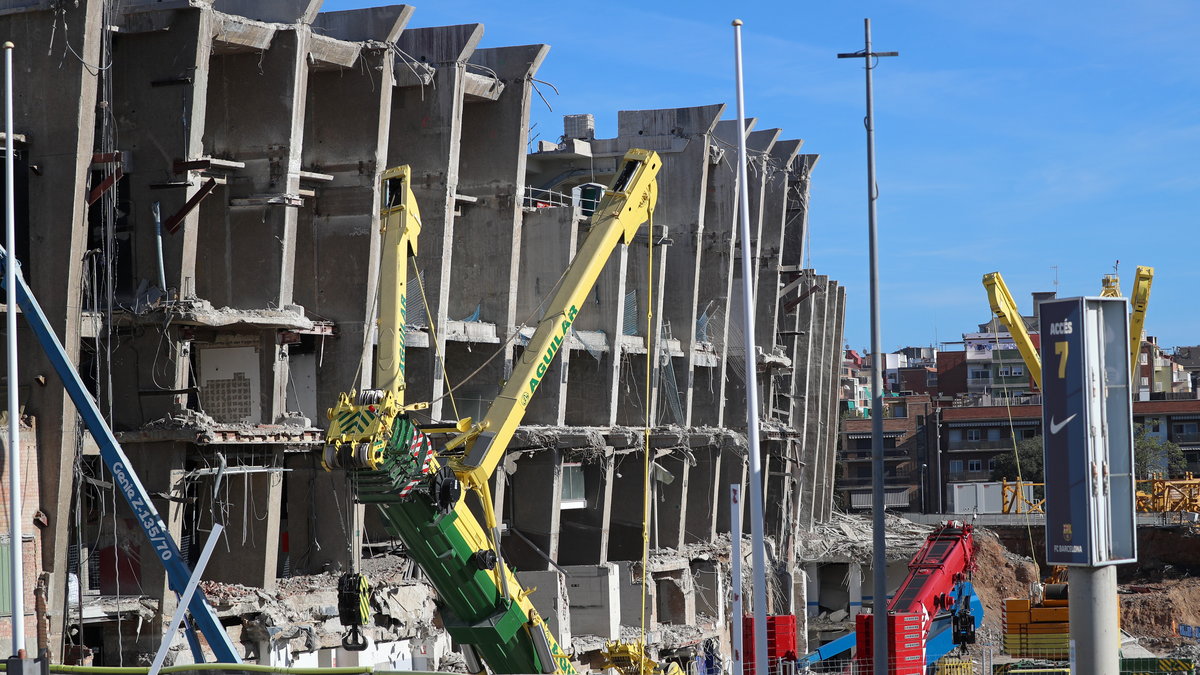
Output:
[{"xmin": 524, "ymin": 304, "xmax": 579, "ymax": 405}]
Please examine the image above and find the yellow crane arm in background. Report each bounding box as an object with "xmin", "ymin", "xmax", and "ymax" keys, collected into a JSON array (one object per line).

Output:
[
  {"xmin": 982, "ymin": 265, "xmax": 1155, "ymax": 391},
  {"xmin": 982, "ymin": 271, "xmax": 1043, "ymax": 389},
  {"xmin": 446, "ymin": 148, "xmax": 662, "ymax": 491},
  {"xmin": 1128, "ymin": 266, "xmax": 1154, "ymax": 380}
]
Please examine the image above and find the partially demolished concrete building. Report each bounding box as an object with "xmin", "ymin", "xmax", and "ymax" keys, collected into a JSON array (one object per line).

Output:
[{"xmin": 0, "ymin": 0, "xmax": 845, "ymax": 668}]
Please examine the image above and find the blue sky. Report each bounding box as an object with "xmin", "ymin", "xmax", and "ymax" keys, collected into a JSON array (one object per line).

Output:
[{"xmin": 325, "ymin": 0, "xmax": 1200, "ymax": 354}]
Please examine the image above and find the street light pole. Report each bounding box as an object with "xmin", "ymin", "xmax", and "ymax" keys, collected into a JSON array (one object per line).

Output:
[{"xmin": 839, "ymin": 19, "xmax": 897, "ymax": 675}]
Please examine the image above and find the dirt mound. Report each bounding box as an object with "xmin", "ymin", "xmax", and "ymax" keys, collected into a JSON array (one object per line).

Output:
[
  {"xmin": 1121, "ymin": 577, "xmax": 1200, "ymax": 650},
  {"xmin": 970, "ymin": 529, "xmax": 1039, "ymax": 634}
]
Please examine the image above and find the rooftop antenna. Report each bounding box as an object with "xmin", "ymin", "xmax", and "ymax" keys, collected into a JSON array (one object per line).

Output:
[{"xmin": 1051, "ymin": 265, "xmax": 1059, "ymax": 291}]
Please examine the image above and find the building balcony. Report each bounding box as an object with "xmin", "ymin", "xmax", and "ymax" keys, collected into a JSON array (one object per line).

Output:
[
  {"xmin": 1172, "ymin": 432, "xmax": 1200, "ymax": 445},
  {"xmin": 946, "ymin": 439, "xmax": 1012, "ymax": 452},
  {"xmin": 837, "ymin": 476, "xmax": 915, "ymax": 489},
  {"xmin": 841, "ymin": 449, "xmax": 911, "ymax": 461}
]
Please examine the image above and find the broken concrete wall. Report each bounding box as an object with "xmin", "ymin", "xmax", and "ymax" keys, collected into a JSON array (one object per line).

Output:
[{"xmin": 8, "ymin": 0, "xmax": 848, "ymax": 666}]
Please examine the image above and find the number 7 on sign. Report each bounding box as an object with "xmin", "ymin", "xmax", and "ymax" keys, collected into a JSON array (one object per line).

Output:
[{"xmin": 1055, "ymin": 340, "xmax": 1069, "ymax": 379}]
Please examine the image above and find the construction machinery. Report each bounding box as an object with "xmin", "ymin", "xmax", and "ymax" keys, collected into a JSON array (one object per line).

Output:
[
  {"xmin": 0, "ymin": 249, "xmax": 241, "ymax": 662},
  {"xmin": 798, "ymin": 522, "xmax": 982, "ymax": 674},
  {"xmin": 322, "ymin": 150, "xmax": 663, "ymax": 674},
  {"xmin": 981, "ymin": 266, "xmax": 1154, "ymax": 387}
]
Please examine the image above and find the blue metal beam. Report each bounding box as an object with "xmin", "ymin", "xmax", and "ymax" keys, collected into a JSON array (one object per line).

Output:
[{"xmin": 1, "ymin": 252, "xmax": 240, "ymax": 663}]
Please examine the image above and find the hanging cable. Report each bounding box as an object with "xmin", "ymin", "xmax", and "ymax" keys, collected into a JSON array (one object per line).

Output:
[
  {"xmin": 410, "ymin": 258, "xmax": 459, "ymax": 420},
  {"xmin": 638, "ymin": 210, "xmax": 655, "ymax": 659},
  {"xmin": 991, "ymin": 329, "xmax": 1040, "ymax": 579}
]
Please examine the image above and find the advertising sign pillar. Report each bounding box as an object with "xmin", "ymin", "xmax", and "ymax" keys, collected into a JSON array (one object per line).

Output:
[{"xmin": 1039, "ymin": 296, "xmax": 1136, "ymax": 675}]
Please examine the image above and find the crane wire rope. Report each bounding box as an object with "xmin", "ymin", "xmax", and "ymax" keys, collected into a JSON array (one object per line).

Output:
[
  {"xmin": 409, "ymin": 257, "xmax": 460, "ymax": 420},
  {"xmin": 991, "ymin": 328, "xmax": 1040, "ymax": 579},
  {"xmin": 414, "ymin": 230, "xmax": 581, "ymax": 413},
  {"xmin": 639, "ymin": 210, "xmax": 655, "ymax": 663}
]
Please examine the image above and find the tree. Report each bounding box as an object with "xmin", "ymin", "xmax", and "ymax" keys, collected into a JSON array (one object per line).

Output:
[
  {"xmin": 1134, "ymin": 424, "xmax": 1187, "ymax": 478},
  {"xmin": 990, "ymin": 435, "xmax": 1044, "ymax": 483}
]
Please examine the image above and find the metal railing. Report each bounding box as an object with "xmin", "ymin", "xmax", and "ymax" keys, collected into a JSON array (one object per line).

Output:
[
  {"xmin": 522, "ymin": 185, "xmax": 571, "ymax": 208},
  {"xmin": 1001, "ymin": 474, "xmax": 1200, "ymax": 514}
]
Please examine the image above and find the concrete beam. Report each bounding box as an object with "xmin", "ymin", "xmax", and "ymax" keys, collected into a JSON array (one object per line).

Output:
[
  {"xmin": 312, "ymin": 5, "xmax": 413, "ymax": 42},
  {"xmin": 213, "ymin": 0, "xmax": 323, "ymax": 25}
]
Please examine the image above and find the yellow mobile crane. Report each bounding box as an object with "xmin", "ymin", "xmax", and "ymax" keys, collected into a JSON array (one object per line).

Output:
[
  {"xmin": 981, "ymin": 266, "xmax": 1154, "ymax": 387},
  {"xmin": 323, "ymin": 150, "xmax": 664, "ymax": 674}
]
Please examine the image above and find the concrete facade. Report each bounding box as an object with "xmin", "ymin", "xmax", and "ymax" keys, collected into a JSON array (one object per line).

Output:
[{"xmin": 0, "ymin": 0, "xmax": 846, "ymax": 668}]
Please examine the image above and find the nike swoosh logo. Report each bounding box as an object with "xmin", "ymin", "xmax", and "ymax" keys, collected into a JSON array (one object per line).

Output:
[{"xmin": 1049, "ymin": 414, "xmax": 1077, "ymax": 434}]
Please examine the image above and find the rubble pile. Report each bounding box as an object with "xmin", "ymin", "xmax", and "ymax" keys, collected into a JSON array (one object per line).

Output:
[
  {"xmin": 796, "ymin": 511, "xmax": 933, "ymax": 562},
  {"xmin": 199, "ymin": 566, "xmax": 438, "ymax": 658}
]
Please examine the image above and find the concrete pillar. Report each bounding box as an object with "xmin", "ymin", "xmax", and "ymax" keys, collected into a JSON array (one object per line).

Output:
[
  {"xmin": 722, "ymin": 127, "xmax": 777, "ymax": 426},
  {"xmin": 296, "ymin": 7, "xmax": 412, "ymax": 419},
  {"xmin": 807, "ymin": 276, "xmax": 833, "ymax": 525},
  {"xmin": 793, "ymin": 566, "xmax": 809, "ymax": 654},
  {"xmin": 505, "ymin": 449, "xmax": 562, "ymax": 571},
  {"xmin": 563, "ymin": 563, "xmax": 620, "ymax": 640},
  {"xmin": 387, "ymin": 24, "xmax": 480, "ymax": 416},
  {"xmin": 0, "ymin": 3, "xmax": 102, "ymax": 654},
  {"xmin": 197, "ymin": 449, "xmax": 285, "ymax": 590},
  {"xmin": 615, "ymin": 561, "xmax": 657, "ymax": 631},
  {"xmin": 654, "ymin": 568, "xmax": 697, "ymax": 626},
  {"xmin": 653, "ymin": 449, "xmax": 690, "ymax": 549},
  {"xmin": 284, "ymin": 454, "xmax": 362, "ymax": 575},
  {"xmin": 522, "ymin": 569, "xmax": 572, "ymax": 652},
  {"xmin": 606, "ymin": 449, "xmax": 648, "ymax": 561},
  {"xmin": 848, "ymin": 562, "xmax": 863, "ymax": 618},
  {"xmin": 558, "ymin": 453, "xmax": 613, "ymax": 565},
  {"xmin": 442, "ymin": 44, "xmax": 548, "ymax": 420},
  {"xmin": 692, "ymin": 559, "xmax": 725, "ymax": 623},
  {"xmin": 517, "ymin": 205, "xmax": 579, "ymax": 425},
  {"xmin": 683, "ymin": 445, "xmax": 721, "ymax": 544},
  {"xmin": 693, "ymin": 119, "xmax": 754, "ymax": 426},
  {"xmin": 804, "ymin": 563, "xmax": 819, "ymax": 618},
  {"xmin": 821, "ymin": 285, "xmax": 847, "ymax": 522}
]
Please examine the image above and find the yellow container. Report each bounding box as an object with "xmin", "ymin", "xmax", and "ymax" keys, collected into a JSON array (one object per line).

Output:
[
  {"xmin": 1005, "ymin": 598, "xmax": 1032, "ymax": 612},
  {"xmin": 1031, "ymin": 606, "xmax": 1069, "ymax": 622},
  {"xmin": 1004, "ymin": 610, "xmax": 1031, "ymax": 625}
]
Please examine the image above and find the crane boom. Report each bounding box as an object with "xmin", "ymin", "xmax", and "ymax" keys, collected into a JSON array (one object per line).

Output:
[
  {"xmin": 982, "ymin": 271, "xmax": 1043, "ymax": 388},
  {"xmin": 983, "ymin": 267, "xmax": 1154, "ymax": 389},
  {"xmin": 1128, "ymin": 265, "xmax": 1153, "ymax": 380},
  {"xmin": 449, "ymin": 148, "xmax": 660, "ymax": 490},
  {"xmin": 322, "ymin": 150, "xmax": 661, "ymax": 675}
]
